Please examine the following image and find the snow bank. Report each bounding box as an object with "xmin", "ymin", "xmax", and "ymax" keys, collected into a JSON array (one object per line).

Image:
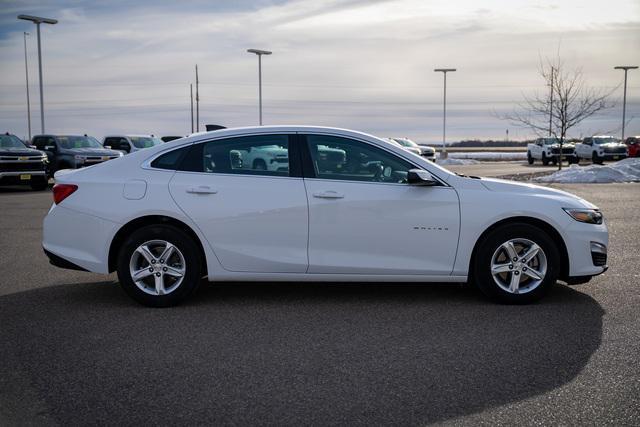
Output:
[
  {"xmin": 448, "ymin": 152, "xmax": 527, "ymax": 161},
  {"xmin": 535, "ymin": 158, "xmax": 640, "ymax": 183},
  {"xmin": 436, "ymin": 158, "xmax": 479, "ymax": 165}
]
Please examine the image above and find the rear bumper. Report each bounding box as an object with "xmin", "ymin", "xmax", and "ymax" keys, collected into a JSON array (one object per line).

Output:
[
  {"xmin": 43, "ymin": 248, "xmax": 88, "ymax": 271},
  {"xmin": 43, "ymin": 204, "xmax": 119, "ymax": 274}
]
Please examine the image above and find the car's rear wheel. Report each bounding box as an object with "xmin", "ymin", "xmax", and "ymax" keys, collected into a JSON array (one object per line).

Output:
[
  {"xmin": 117, "ymin": 225, "xmax": 202, "ymax": 307},
  {"xmin": 527, "ymin": 151, "xmax": 534, "ymax": 164},
  {"xmin": 473, "ymin": 223, "xmax": 560, "ymax": 304}
]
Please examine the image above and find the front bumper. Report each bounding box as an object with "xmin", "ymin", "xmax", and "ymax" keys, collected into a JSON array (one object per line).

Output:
[
  {"xmin": 0, "ymin": 170, "xmax": 47, "ymax": 184},
  {"xmin": 601, "ymin": 153, "xmax": 628, "ymax": 160}
]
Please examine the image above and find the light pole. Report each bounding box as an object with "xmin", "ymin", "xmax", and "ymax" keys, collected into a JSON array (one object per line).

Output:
[
  {"xmin": 18, "ymin": 14, "xmax": 58, "ymax": 134},
  {"xmin": 614, "ymin": 65, "xmax": 638, "ymax": 141},
  {"xmin": 23, "ymin": 31, "xmax": 32, "ymax": 141},
  {"xmin": 247, "ymin": 49, "xmax": 272, "ymax": 125},
  {"xmin": 190, "ymin": 83, "xmax": 194, "ymax": 133},
  {"xmin": 434, "ymin": 68, "xmax": 456, "ymax": 158}
]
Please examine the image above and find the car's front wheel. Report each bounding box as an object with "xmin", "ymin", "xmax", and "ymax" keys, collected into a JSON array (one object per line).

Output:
[
  {"xmin": 473, "ymin": 223, "xmax": 560, "ymax": 304},
  {"xmin": 527, "ymin": 151, "xmax": 534, "ymax": 164},
  {"xmin": 541, "ymin": 152, "xmax": 549, "ymax": 165},
  {"xmin": 592, "ymin": 152, "xmax": 603, "ymax": 164},
  {"xmin": 117, "ymin": 225, "xmax": 203, "ymax": 307}
]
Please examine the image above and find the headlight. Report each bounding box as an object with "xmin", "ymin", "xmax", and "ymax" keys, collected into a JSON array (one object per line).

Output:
[
  {"xmin": 74, "ymin": 155, "xmax": 85, "ymax": 163},
  {"xmin": 563, "ymin": 208, "xmax": 603, "ymax": 224}
]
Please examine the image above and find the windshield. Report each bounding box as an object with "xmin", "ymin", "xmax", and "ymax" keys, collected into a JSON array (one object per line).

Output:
[
  {"xmin": 542, "ymin": 138, "xmax": 559, "ymax": 145},
  {"xmin": 130, "ymin": 136, "xmax": 163, "ymax": 149},
  {"xmin": 593, "ymin": 137, "xmax": 619, "ymax": 145},
  {"xmin": 393, "ymin": 138, "xmax": 419, "ymax": 148},
  {"xmin": 56, "ymin": 136, "xmax": 103, "ymax": 149},
  {"xmin": 0, "ymin": 134, "xmax": 27, "ymax": 149}
]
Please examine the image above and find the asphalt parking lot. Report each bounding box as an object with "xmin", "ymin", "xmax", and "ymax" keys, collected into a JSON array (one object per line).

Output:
[{"xmin": 1, "ymin": 171, "xmax": 639, "ymax": 425}]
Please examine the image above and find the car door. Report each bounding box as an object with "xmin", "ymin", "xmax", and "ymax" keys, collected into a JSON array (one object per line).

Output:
[
  {"xmin": 168, "ymin": 133, "xmax": 309, "ymax": 273},
  {"xmin": 301, "ymin": 133, "xmax": 460, "ymax": 275}
]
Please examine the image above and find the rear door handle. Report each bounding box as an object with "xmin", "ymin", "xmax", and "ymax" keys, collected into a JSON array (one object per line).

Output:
[
  {"xmin": 313, "ymin": 191, "xmax": 344, "ymax": 199},
  {"xmin": 186, "ymin": 186, "xmax": 218, "ymax": 194}
]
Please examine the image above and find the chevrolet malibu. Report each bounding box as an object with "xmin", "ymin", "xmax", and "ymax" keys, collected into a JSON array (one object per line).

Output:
[{"xmin": 43, "ymin": 126, "xmax": 608, "ymax": 307}]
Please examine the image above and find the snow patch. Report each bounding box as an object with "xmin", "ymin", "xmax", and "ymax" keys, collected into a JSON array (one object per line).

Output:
[
  {"xmin": 448, "ymin": 152, "xmax": 527, "ymax": 161},
  {"xmin": 436, "ymin": 158, "xmax": 479, "ymax": 165},
  {"xmin": 534, "ymin": 158, "xmax": 640, "ymax": 183}
]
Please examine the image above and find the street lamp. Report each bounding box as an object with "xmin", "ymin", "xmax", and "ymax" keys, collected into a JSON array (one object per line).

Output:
[
  {"xmin": 18, "ymin": 14, "xmax": 58, "ymax": 134},
  {"xmin": 23, "ymin": 32, "xmax": 32, "ymax": 141},
  {"xmin": 247, "ymin": 48, "xmax": 272, "ymax": 125},
  {"xmin": 614, "ymin": 65, "xmax": 638, "ymax": 141},
  {"xmin": 434, "ymin": 68, "xmax": 456, "ymax": 158}
]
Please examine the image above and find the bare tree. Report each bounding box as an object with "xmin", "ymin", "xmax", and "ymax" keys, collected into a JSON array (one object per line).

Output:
[{"xmin": 503, "ymin": 57, "xmax": 616, "ymax": 170}]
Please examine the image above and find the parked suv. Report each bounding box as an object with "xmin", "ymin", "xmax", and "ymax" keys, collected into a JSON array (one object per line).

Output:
[
  {"xmin": 527, "ymin": 137, "xmax": 578, "ymax": 165},
  {"xmin": 390, "ymin": 138, "xmax": 436, "ymax": 161},
  {"xmin": 624, "ymin": 136, "xmax": 640, "ymax": 157},
  {"xmin": 575, "ymin": 136, "xmax": 628, "ymax": 164},
  {"xmin": 103, "ymin": 135, "xmax": 163, "ymax": 154},
  {"xmin": 0, "ymin": 133, "xmax": 48, "ymax": 190},
  {"xmin": 32, "ymin": 134, "xmax": 122, "ymax": 175}
]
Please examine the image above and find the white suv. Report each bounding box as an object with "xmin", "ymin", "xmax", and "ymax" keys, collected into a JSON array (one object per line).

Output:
[
  {"xmin": 527, "ymin": 137, "xmax": 578, "ymax": 165},
  {"xmin": 103, "ymin": 135, "xmax": 163, "ymax": 154}
]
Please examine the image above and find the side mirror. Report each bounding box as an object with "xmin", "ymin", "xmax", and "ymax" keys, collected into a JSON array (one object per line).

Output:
[
  {"xmin": 44, "ymin": 145, "xmax": 56, "ymax": 152},
  {"xmin": 407, "ymin": 169, "xmax": 437, "ymax": 186},
  {"xmin": 104, "ymin": 145, "xmax": 112, "ymax": 149}
]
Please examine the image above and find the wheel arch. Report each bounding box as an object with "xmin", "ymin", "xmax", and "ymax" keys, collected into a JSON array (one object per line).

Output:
[
  {"xmin": 469, "ymin": 216, "xmax": 570, "ymax": 281},
  {"xmin": 108, "ymin": 215, "xmax": 208, "ymax": 276}
]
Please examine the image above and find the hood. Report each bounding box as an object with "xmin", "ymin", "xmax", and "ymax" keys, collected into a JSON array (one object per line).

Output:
[
  {"xmin": 0, "ymin": 146, "xmax": 44, "ymax": 156},
  {"xmin": 599, "ymin": 142, "xmax": 625, "ymax": 148},
  {"xmin": 479, "ymin": 177, "xmax": 597, "ymax": 208},
  {"xmin": 65, "ymin": 147, "xmax": 121, "ymax": 156}
]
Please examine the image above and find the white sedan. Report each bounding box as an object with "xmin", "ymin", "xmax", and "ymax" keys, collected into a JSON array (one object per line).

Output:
[{"xmin": 43, "ymin": 126, "xmax": 608, "ymax": 307}]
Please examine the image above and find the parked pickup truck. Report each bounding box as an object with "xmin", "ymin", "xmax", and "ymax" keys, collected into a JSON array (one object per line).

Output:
[
  {"xmin": 0, "ymin": 133, "xmax": 49, "ymax": 190},
  {"xmin": 527, "ymin": 137, "xmax": 578, "ymax": 165},
  {"xmin": 575, "ymin": 136, "xmax": 628, "ymax": 164}
]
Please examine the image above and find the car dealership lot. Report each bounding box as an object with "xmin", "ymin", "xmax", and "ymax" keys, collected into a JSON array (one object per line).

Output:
[{"xmin": 1, "ymin": 177, "xmax": 639, "ymax": 425}]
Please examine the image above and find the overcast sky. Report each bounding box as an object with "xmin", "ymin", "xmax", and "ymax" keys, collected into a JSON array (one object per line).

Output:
[{"xmin": 1, "ymin": 0, "xmax": 639, "ymax": 143}]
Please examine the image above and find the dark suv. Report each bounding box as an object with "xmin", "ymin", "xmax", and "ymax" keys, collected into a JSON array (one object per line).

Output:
[
  {"xmin": 0, "ymin": 133, "xmax": 49, "ymax": 190},
  {"xmin": 32, "ymin": 134, "xmax": 122, "ymax": 175}
]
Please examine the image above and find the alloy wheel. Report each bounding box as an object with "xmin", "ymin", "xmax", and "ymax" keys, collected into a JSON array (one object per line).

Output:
[
  {"xmin": 490, "ymin": 238, "xmax": 547, "ymax": 294},
  {"xmin": 129, "ymin": 240, "xmax": 186, "ymax": 296}
]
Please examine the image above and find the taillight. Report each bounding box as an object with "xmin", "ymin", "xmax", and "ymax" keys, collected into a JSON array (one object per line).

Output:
[{"xmin": 52, "ymin": 184, "xmax": 78, "ymax": 204}]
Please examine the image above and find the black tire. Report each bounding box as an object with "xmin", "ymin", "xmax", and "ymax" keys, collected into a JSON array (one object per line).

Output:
[
  {"xmin": 527, "ymin": 152, "xmax": 534, "ymax": 165},
  {"xmin": 253, "ymin": 159, "xmax": 267, "ymax": 170},
  {"xmin": 592, "ymin": 152, "xmax": 603, "ymax": 165},
  {"xmin": 117, "ymin": 224, "xmax": 203, "ymax": 307},
  {"xmin": 473, "ymin": 223, "xmax": 560, "ymax": 304},
  {"xmin": 541, "ymin": 153, "xmax": 549, "ymax": 166},
  {"xmin": 551, "ymin": 157, "xmax": 558, "ymax": 165}
]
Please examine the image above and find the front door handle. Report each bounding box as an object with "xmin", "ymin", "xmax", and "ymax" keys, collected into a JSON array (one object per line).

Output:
[
  {"xmin": 186, "ymin": 186, "xmax": 218, "ymax": 194},
  {"xmin": 313, "ymin": 190, "xmax": 344, "ymax": 199}
]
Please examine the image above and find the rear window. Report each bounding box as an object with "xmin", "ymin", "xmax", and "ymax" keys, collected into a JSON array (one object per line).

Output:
[{"xmin": 151, "ymin": 146, "xmax": 190, "ymax": 170}]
